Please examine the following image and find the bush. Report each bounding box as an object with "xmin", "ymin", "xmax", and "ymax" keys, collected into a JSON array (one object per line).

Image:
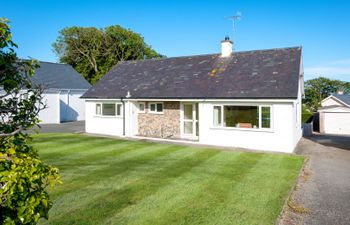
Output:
[{"xmin": 0, "ymin": 18, "xmax": 61, "ymax": 224}]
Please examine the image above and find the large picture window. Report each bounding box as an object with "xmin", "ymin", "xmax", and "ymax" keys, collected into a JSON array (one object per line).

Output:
[
  {"xmin": 95, "ymin": 103, "xmax": 122, "ymax": 116},
  {"xmin": 213, "ymin": 105, "xmax": 271, "ymax": 129},
  {"xmin": 224, "ymin": 106, "xmax": 259, "ymax": 128}
]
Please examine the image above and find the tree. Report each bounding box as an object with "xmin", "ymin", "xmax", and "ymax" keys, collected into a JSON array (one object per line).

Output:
[
  {"xmin": 303, "ymin": 77, "xmax": 350, "ymax": 112},
  {"xmin": 0, "ymin": 18, "xmax": 60, "ymax": 224},
  {"xmin": 52, "ymin": 25, "xmax": 163, "ymax": 84}
]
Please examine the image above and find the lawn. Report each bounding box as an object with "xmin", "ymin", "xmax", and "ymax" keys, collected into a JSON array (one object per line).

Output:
[{"xmin": 32, "ymin": 133, "xmax": 304, "ymax": 225}]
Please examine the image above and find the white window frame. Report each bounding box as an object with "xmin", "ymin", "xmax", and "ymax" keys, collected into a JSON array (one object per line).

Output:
[
  {"xmin": 148, "ymin": 102, "xmax": 164, "ymax": 114},
  {"xmin": 212, "ymin": 104, "xmax": 273, "ymax": 131},
  {"xmin": 182, "ymin": 103, "xmax": 198, "ymax": 137},
  {"xmin": 95, "ymin": 102, "xmax": 123, "ymax": 117},
  {"xmin": 95, "ymin": 103, "xmax": 102, "ymax": 115},
  {"xmin": 138, "ymin": 102, "xmax": 145, "ymax": 113}
]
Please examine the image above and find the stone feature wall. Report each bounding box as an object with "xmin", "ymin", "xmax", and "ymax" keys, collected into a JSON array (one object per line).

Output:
[{"xmin": 138, "ymin": 101, "xmax": 180, "ymax": 139}]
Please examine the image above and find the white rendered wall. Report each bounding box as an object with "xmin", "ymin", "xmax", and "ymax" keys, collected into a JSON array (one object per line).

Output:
[
  {"xmin": 85, "ymin": 100, "xmax": 124, "ymax": 136},
  {"xmin": 323, "ymin": 112, "xmax": 350, "ymax": 135},
  {"xmin": 292, "ymin": 80, "xmax": 303, "ymax": 150},
  {"xmin": 70, "ymin": 90, "xmax": 87, "ymax": 121},
  {"xmin": 85, "ymin": 98, "xmax": 302, "ymax": 153},
  {"xmin": 38, "ymin": 91, "xmax": 60, "ymax": 124},
  {"xmin": 59, "ymin": 91, "xmax": 69, "ymax": 122},
  {"xmin": 60, "ymin": 90, "xmax": 87, "ymax": 122},
  {"xmin": 198, "ymin": 102, "xmax": 296, "ymax": 153}
]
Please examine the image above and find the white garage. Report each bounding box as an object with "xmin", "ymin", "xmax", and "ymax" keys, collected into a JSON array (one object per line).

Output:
[
  {"xmin": 319, "ymin": 94, "xmax": 350, "ymax": 135},
  {"xmin": 33, "ymin": 61, "xmax": 91, "ymax": 124}
]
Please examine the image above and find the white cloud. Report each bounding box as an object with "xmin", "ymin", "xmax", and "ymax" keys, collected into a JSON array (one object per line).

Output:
[
  {"xmin": 304, "ymin": 59, "xmax": 350, "ymax": 80},
  {"xmin": 305, "ymin": 67, "xmax": 350, "ymax": 76}
]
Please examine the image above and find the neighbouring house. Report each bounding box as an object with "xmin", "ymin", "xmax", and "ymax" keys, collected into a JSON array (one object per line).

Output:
[
  {"xmin": 82, "ymin": 38, "xmax": 304, "ymax": 153},
  {"xmin": 31, "ymin": 61, "xmax": 91, "ymax": 123},
  {"xmin": 318, "ymin": 93, "xmax": 350, "ymax": 135}
]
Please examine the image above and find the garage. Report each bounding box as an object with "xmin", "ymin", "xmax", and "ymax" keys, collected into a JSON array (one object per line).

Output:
[
  {"xmin": 32, "ymin": 61, "xmax": 91, "ymax": 124},
  {"xmin": 319, "ymin": 94, "xmax": 350, "ymax": 135}
]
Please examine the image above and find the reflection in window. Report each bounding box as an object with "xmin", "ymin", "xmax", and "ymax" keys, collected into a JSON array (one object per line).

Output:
[
  {"xmin": 224, "ymin": 106, "xmax": 259, "ymax": 128},
  {"xmin": 213, "ymin": 105, "xmax": 272, "ymax": 129}
]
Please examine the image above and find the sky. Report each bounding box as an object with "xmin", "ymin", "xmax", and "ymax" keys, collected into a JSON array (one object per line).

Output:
[{"xmin": 2, "ymin": 0, "xmax": 350, "ymax": 81}]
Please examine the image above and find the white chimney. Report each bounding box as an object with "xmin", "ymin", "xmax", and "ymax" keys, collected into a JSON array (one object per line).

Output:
[
  {"xmin": 221, "ymin": 36, "xmax": 233, "ymax": 57},
  {"xmin": 337, "ymin": 90, "xmax": 344, "ymax": 95}
]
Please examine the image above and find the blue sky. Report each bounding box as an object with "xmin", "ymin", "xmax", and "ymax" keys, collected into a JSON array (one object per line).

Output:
[{"xmin": 2, "ymin": 0, "xmax": 350, "ymax": 81}]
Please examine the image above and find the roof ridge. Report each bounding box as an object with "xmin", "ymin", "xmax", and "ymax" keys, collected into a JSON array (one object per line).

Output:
[
  {"xmin": 19, "ymin": 58, "xmax": 69, "ymax": 66},
  {"xmin": 118, "ymin": 46, "xmax": 302, "ymax": 64},
  {"xmin": 38, "ymin": 60, "xmax": 68, "ymax": 65},
  {"xmin": 118, "ymin": 53, "xmax": 219, "ymax": 64}
]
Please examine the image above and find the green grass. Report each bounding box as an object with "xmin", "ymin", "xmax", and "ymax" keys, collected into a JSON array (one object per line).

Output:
[{"xmin": 32, "ymin": 133, "xmax": 304, "ymax": 225}]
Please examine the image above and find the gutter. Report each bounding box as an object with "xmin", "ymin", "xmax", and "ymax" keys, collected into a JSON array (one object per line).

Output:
[{"xmin": 83, "ymin": 98, "xmax": 298, "ymax": 103}]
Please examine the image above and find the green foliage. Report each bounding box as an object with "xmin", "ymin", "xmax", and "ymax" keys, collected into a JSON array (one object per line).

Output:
[
  {"xmin": 52, "ymin": 25, "xmax": 163, "ymax": 84},
  {"xmin": 303, "ymin": 77, "xmax": 350, "ymax": 112},
  {"xmin": 0, "ymin": 18, "xmax": 61, "ymax": 224},
  {"xmin": 301, "ymin": 104, "xmax": 313, "ymax": 123}
]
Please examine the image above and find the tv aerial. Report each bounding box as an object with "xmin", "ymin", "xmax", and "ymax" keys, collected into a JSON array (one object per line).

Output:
[{"xmin": 225, "ymin": 12, "xmax": 242, "ymax": 44}]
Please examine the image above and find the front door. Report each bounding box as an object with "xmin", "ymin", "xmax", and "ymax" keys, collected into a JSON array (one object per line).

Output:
[{"xmin": 182, "ymin": 103, "xmax": 199, "ymax": 138}]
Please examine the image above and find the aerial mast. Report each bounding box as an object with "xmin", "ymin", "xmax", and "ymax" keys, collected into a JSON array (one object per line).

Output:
[{"xmin": 225, "ymin": 12, "xmax": 242, "ymax": 48}]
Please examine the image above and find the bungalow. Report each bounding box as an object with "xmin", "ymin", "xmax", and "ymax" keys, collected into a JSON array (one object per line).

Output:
[
  {"xmin": 318, "ymin": 93, "xmax": 350, "ymax": 135},
  {"xmin": 32, "ymin": 61, "xmax": 91, "ymax": 123},
  {"xmin": 82, "ymin": 38, "xmax": 304, "ymax": 153}
]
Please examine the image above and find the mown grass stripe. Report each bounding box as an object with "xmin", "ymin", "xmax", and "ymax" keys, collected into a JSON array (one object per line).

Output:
[
  {"xmin": 39, "ymin": 140, "xmax": 148, "ymax": 165},
  {"xmin": 50, "ymin": 144, "xmax": 189, "ymax": 199},
  {"xmin": 44, "ymin": 147, "xmax": 198, "ymax": 219},
  {"xmin": 115, "ymin": 152, "xmax": 264, "ymax": 225},
  {"xmin": 48, "ymin": 149, "xmax": 221, "ymax": 225},
  {"xmin": 34, "ymin": 134, "xmax": 304, "ymax": 225}
]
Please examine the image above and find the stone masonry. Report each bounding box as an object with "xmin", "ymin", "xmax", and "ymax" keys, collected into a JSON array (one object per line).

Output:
[{"xmin": 138, "ymin": 101, "xmax": 180, "ymax": 139}]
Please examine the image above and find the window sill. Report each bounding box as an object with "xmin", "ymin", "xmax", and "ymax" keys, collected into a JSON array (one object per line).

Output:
[
  {"xmin": 210, "ymin": 126, "xmax": 274, "ymax": 133},
  {"xmin": 94, "ymin": 115, "xmax": 123, "ymax": 118},
  {"xmin": 148, "ymin": 112, "xmax": 164, "ymax": 115}
]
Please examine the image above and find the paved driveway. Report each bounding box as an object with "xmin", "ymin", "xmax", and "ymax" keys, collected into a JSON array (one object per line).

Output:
[
  {"xmin": 281, "ymin": 134, "xmax": 350, "ymax": 225},
  {"xmin": 35, "ymin": 121, "xmax": 85, "ymax": 133}
]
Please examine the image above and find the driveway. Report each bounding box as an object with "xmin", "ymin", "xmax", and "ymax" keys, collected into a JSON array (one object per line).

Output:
[
  {"xmin": 34, "ymin": 121, "xmax": 85, "ymax": 133},
  {"xmin": 280, "ymin": 134, "xmax": 350, "ymax": 225}
]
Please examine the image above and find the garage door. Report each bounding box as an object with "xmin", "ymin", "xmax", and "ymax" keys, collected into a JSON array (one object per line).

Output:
[{"xmin": 324, "ymin": 112, "xmax": 350, "ymax": 135}]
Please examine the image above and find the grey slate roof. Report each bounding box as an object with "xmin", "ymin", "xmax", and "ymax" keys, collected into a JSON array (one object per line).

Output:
[
  {"xmin": 82, "ymin": 47, "xmax": 302, "ymax": 99},
  {"xmin": 332, "ymin": 94, "xmax": 350, "ymax": 106},
  {"xmin": 31, "ymin": 61, "xmax": 91, "ymax": 90}
]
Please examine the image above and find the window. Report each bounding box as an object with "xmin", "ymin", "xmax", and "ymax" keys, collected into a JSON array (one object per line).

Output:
[
  {"xmin": 96, "ymin": 103, "xmax": 102, "ymax": 115},
  {"xmin": 102, "ymin": 103, "xmax": 116, "ymax": 116},
  {"xmin": 95, "ymin": 103, "xmax": 122, "ymax": 116},
  {"xmin": 261, "ymin": 106, "xmax": 271, "ymax": 128},
  {"xmin": 149, "ymin": 102, "xmax": 163, "ymax": 113},
  {"xmin": 116, "ymin": 104, "xmax": 122, "ymax": 116},
  {"xmin": 224, "ymin": 106, "xmax": 259, "ymax": 128},
  {"xmin": 213, "ymin": 105, "xmax": 272, "ymax": 129},
  {"xmin": 139, "ymin": 102, "xmax": 145, "ymax": 113},
  {"xmin": 213, "ymin": 106, "xmax": 222, "ymax": 126}
]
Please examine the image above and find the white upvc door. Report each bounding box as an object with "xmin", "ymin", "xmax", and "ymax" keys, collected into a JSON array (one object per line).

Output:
[{"xmin": 182, "ymin": 103, "xmax": 199, "ymax": 138}]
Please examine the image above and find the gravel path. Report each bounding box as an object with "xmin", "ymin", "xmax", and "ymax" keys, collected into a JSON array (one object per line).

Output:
[
  {"xmin": 34, "ymin": 121, "xmax": 85, "ymax": 133},
  {"xmin": 280, "ymin": 135, "xmax": 350, "ymax": 225}
]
